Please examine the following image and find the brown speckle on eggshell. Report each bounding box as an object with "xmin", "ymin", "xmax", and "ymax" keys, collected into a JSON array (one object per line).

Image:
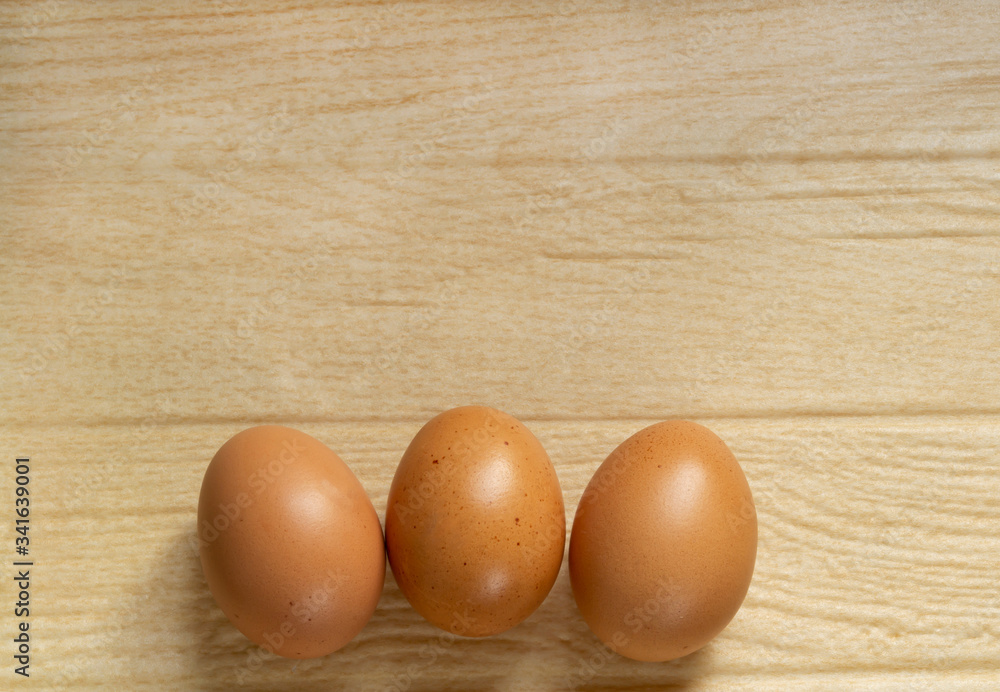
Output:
[{"xmin": 385, "ymin": 406, "xmax": 565, "ymax": 637}]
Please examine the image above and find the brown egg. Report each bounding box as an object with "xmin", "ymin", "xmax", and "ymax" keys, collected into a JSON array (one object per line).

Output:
[
  {"xmin": 569, "ymin": 421, "xmax": 757, "ymax": 662},
  {"xmin": 385, "ymin": 406, "xmax": 565, "ymax": 636},
  {"xmin": 197, "ymin": 425, "xmax": 385, "ymax": 658}
]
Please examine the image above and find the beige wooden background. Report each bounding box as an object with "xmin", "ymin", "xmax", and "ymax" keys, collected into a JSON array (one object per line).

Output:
[{"xmin": 3, "ymin": 1, "xmax": 1000, "ymax": 689}]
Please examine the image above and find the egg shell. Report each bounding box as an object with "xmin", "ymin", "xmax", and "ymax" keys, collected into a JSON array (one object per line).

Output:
[
  {"xmin": 385, "ymin": 406, "xmax": 565, "ymax": 637},
  {"xmin": 569, "ymin": 420, "xmax": 757, "ymax": 662},
  {"xmin": 198, "ymin": 425, "xmax": 385, "ymax": 658}
]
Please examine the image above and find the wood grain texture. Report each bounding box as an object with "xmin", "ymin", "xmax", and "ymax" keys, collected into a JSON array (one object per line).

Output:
[{"xmin": 2, "ymin": 0, "xmax": 999, "ymax": 689}]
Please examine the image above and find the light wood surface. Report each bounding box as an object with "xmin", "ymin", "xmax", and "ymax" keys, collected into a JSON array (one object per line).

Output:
[{"xmin": 2, "ymin": 1, "xmax": 999, "ymax": 689}]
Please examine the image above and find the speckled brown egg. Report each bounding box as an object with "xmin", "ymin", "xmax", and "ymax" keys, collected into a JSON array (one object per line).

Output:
[
  {"xmin": 569, "ymin": 421, "xmax": 757, "ymax": 662},
  {"xmin": 385, "ymin": 406, "xmax": 565, "ymax": 636},
  {"xmin": 198, "ymin": 425, "xmax": 385, "ymax": 658}
]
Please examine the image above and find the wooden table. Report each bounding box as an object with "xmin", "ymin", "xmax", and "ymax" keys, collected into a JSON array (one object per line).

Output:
[{"xmin": 3, "ymin": 1, "xmax": 999, "ymax": 689}]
